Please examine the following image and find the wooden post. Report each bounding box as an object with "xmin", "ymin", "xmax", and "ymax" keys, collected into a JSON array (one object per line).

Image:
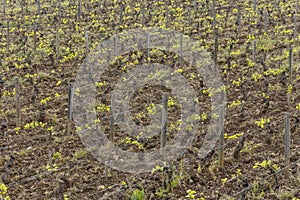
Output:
[
  {"xmin": 109, "ymin": 94, "xmax": 114, "ymax": 142},
  {"xmin": 252, "ymin": 39, "xmax": 256, "ymax": 63},
  {"xmin": 214, "ymin": 29, "xmax": 218, "ymax": 72},
  {"xmin": 14, "ymin": 77, "xmax": 20, "ymax": 127},
  {"xmin": 160, "ymin": 93, "xmax": 168, "ymax": 150},
  {"xmin": 289, "ymin": 46, "xmax": 293, "ymax": 85},
  {"xmin": 294, "ymin": 14, "xmax": 297, "ymax": 39},
  {"xmin": 25, "ymin": 0, "xmax": 28, "ymax": 14},
  {"xmin": 264, "ymin": 10, "xmax": 268, "ymax": 32},
  {"xmin": 77, "ymin": 0, "xmax": 81, "ymax": 22},
  {"xmin": 48, "ymin": 150, "xmax": 53, "ymax": 169},
  {"xmin": 105, "ymin": 160, "xmax": 108, "ymax": 181},
  {"xmin": 56, "ymin": 24, "xmax": 60, "ymax": 64},
  {"xmin": 284, "ymin": 112, "xmax": 290, "ymax": 178},
  {"xmin": 114, "ymin": 34, "xmax": 118, "ymax": 52},
  {"xmin": 141, "ymin": 5, "xmax": 145, "ymax": 26},
  {"xmin": 119, "ymin": 3, "xmax": 123, "ymax": 24},
  {"xmin": 34, "ymin": 23, "xmax": 37, "ymax": 53},
  {"xmin": 21, "ymin": 0, "xmax": 24, "ymax": 21},
  {"xmin": 188, "ymin": 7, "xmax": 191, "ymax": 25},
  {"xmin": 179, "ymin": 34, "xmax": 183, "ymax": 67},
  {"xmin": 37, "ymin": 0, "xmax": 41, "ymax": 21},
  {"xmin": 212, "ymin": 0, "xmax": 216, "ymax": 31},
  {"xmin": 3, "ymin": 0, "xmax": 6, "ymax": 20},
  {"xmin": 146, "ymin": 32, "xmax": 150, "ymax": 60},
  {"xmin": 287, "ymin": 46, "xmax": 293, "ymax": 104},
  {"xmin": 85, "ymin": 28, "xmax": 89, "ymax": 52},
  {"xmin": 58, "ymin": 0, "xmax": 61, "ymax": 24},
  {"xmin": 165, "ymin": 2, "xmax": 169, "ymax": 28},
  {"xmin": 218, "ymin": 105, "xmax": 225, "ymax": 169},
  {"xmin": 67, "ymin": 83, "xmax": 74, "ymax": 135},
  {"xmin": 253, "ymin": 0, "xmax": 256, "ymax": 11},
  {"xmin": 251, "ymin": 39, "xmax": 256, "ymax": 75},
  {"xmin": 237, "ymin": 8, "xmax": 241, "ymax": 35},
  {"xmin": 6, "ymin": 21, "xmax": 9, "ymax": 52}
]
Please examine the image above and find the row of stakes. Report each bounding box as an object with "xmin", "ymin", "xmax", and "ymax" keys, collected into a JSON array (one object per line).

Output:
[
  {"xmin": 8, "ymin": 11, "xmax": 296, "ymax": 179},
  {"xmin": 3, "ymin": 0, "xmax": 299, "ymax": 29},
  {"xmin": 4, "ymin": 0, "xmax": 296, "ymax": 184},
  {"xmin": 3, "ymin": 0, "xmax": 300, "ymax": 64},
  {"xmin": 11, "ymin": 76, "xmax": 292, "ymax": 179},
  {"xmin": 2, "ymin": 0, "xmax": 297, "ymax": 196}
]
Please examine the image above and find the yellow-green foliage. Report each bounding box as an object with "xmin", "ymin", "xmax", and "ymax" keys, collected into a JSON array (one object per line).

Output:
[
  {"xmin": 255, "ymin": 118, "xmax": 270, "ymax": 128},
  {"xmin": 131, "ymin": 189, "xmax": 145, "ymax": 200},
  {"xmin": 224, "ymin": 132, "xmax": 244, "ymax": 140}
]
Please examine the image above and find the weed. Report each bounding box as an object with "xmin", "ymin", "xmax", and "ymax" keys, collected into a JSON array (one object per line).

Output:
[
  {"xmin": 131, "ymin": 189, "xmax": 145, "ymax": 200},
  {"xmin": 0, "ymin": 183, "xmax": 10, "ymax": 199}
]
